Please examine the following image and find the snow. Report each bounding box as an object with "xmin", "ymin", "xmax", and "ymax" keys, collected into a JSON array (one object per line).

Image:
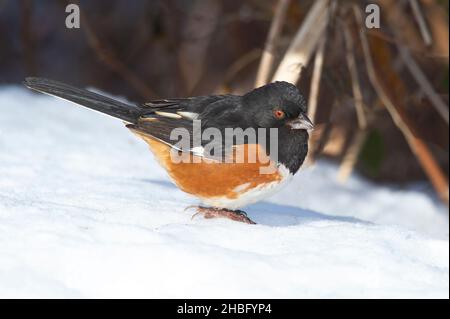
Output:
[{"xmin": 0, "ymin": 86, "xmax": 448, "ymax": 298}]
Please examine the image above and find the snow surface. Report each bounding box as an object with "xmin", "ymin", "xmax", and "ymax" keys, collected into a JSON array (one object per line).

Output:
[{"xmin": 0, "ymin": 86, "xmax": 448, "ymax": 298}]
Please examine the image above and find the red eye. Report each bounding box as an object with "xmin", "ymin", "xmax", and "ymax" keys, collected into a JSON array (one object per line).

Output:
[{"xmin": 273, "ymin": 109, "xmax": 285, "ymax": 119}]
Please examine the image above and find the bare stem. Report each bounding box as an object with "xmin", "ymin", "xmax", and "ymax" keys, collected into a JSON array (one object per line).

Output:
[
  {"xmin": 255, "ymin": 0, "xmax": 291, "ymax": 87},
  {"xmin": 343, "ymin": 21, "xmax": 368, "ymax": 130},
  {"xmin": 337, "ymin": 20, "xmax": 371, "ymax": 182},
  {"xmin": 398, "ymin": 45, "xmax": 449, "ymax": 124},
  {"xmin": 338, "ymin": 130, "xmax": 368, "ymax": 183},
  {"xmin": 409, "ymin": 0, "xmax": 433, "ymax": 46},
  {"xmin": 272, "ymin": 0, "xmax": 330, "ymax": 84}
]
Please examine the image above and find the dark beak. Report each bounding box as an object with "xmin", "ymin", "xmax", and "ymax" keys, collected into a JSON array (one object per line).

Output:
[{"xmin": 287, "ymin": 113, "xmax": 314, "ymax": 131}]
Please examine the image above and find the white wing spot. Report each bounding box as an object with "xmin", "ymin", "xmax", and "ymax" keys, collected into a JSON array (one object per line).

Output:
[
  {"xmin": 154, "ymin": 111, "xmax": 182, "ymax": 119},
  {"xmin": 177, "ymin": 111, "xmax": 199, "ymax": 120}
]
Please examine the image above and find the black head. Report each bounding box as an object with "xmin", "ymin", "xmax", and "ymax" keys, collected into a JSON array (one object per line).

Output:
[
  {"xmin": 242, "ymin": 81, "xmax": 313, "ymax": 131},
  {"xmin": 242, "ymin": 81, "xmax": 312, "ymax": 174}
]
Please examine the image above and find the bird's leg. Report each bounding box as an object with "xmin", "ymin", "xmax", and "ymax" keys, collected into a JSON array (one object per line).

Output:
[{"xmin": 190, "ymin": 206, "xmax": 256, "ymax": 224}]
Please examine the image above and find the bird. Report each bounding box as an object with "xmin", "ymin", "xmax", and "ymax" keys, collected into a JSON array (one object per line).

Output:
[{"xmin": 24, "ymin": 77, "xmax": 313, "ymax": 224}]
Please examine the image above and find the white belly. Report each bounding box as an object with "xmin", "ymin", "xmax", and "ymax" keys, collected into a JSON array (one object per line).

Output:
[{"xmin": 200, "ymin": 164, "xmax": 293, "ymax": 210}]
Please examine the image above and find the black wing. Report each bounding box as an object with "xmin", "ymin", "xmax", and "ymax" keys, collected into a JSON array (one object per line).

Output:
[
  {"xmin": 130, "ymin": 95, "xmax": 245, "ymax": 160},
  {"xmin": 140, "ymin": 94, "xmax": 236, "ymax": 120}
]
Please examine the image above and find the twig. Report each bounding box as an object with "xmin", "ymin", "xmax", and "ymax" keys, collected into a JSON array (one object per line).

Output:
[
  {"xmin": 337, "ymin": 20, "xmax": 370, "ymax": 182},
  {"xmin": 79, "ymin": 7, "xmax": 157, "ymax": 99},
  {"xmin": 343, "ymin": 21, "xmax": 368, "ymax": 130},
  {"xmin": 272, "ymin": 0, "xmax": 330, "ymax": 84},
  {"xmin": 338, "ymin": 130, "xmax": 368, "ymax": 182},
  {"xmin": 366, "ymin": 30, "xmax": 448, "ymax": 60},
  {"xmin": 255, "ymin": 0, "xmax": 291, "ymax": 87},
  {"xmin": 307, "ymin": 36, "xmax": 327, "ymax": 124},
  {"xmin": 397, "ymin": 45, "xmax": 449, "ymax": 124},
  {"xmin": 304, "ymin": 35, "xmax": 327, "ymax": 166},
  {"xmin": 421, "ymin": 0, "xmax": 449, "ymax": 58},
  {"xmin": 409, "ymin": 0, "xmax": 433, "ymax": 46},
  {"xmin": 355, "ymin": 6, "xmax": 449, "ymax": 205},
  {"xmin": 303, "ymin": 1, "xmax": 335, "ymax": 166}
]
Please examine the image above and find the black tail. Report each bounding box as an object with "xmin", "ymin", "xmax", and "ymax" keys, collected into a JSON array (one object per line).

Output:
[{"xmin": 24, "ymin": 77, "xmax": 142, "ymax": 123}]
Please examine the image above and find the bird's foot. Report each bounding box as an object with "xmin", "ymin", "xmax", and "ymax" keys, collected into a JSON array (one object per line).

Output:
[{"xmin": 190, "ymin": 206, "xmax": 256, "ymax": 224}]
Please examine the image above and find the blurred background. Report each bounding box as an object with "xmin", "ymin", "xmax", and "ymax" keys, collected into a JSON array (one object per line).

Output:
[{"xmin": 0, "ymin": 0, "xmax": 448, "ymax": 204}]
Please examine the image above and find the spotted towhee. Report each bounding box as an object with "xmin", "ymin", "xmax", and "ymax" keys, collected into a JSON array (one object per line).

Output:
[{"xmin": 25, "ymin": 78, "xmax": 313, "ymax": 224}]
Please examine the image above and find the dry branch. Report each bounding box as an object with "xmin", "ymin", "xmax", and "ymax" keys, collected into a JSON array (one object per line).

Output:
[
  {"xmin": 343, "ymin": 22, "xmax": 368, "ymax": 130},
  {"xmin": 304, "ymin": 35, "xmax": 327, "ymax": 166},
  {"xmin": 307, "ymin": 36, "xmax": 327, "ymax": 124},
  {"xmin": 272, "ymin": 0, "xmax": 330, "ymax": 84},
  {"xmin": 255, "ymin": 0, "xmax": 291, "ymax": 87},
  {"xmin": 337, "ymin": 20, "xmax": 370, "ymax": 182},
  {"xmin": 422, "ymin": 0, "xmax": 449, "ymax": 57},
  {"xmin": 397, "ymin": 45, "xmax": 449, "ymax": 124},
  {"xmin": 338, "ymin": 130, "xmax": 368, "ymax": 182},
  {"xmin": 409, "ymin": 0, "xmax": 433, "ymax": 46}
]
